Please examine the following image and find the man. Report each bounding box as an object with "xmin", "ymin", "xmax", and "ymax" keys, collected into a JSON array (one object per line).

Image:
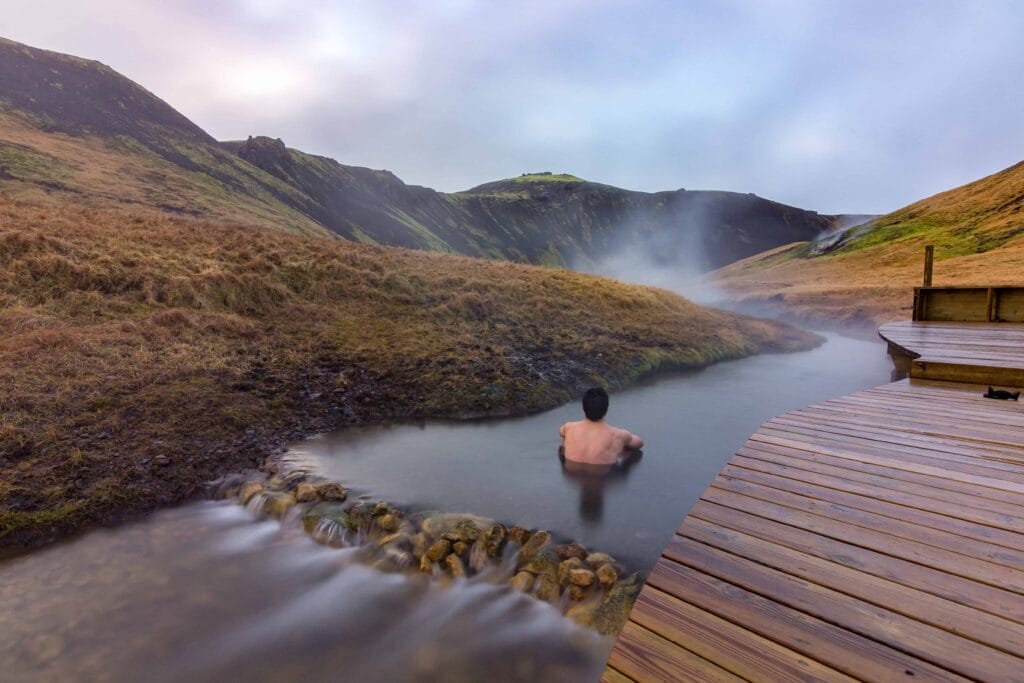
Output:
[{"xmin": 559, "ymin": 387, "xmax": 643, "ymax": 465}]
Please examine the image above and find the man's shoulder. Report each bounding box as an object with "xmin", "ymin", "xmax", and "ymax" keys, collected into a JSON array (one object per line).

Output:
[{"xmin": 609, "ymin": 425, "xmax": 633, "ymax": 439}]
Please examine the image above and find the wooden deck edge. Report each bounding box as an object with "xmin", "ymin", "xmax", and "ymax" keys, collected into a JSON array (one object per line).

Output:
[{"xmin": 911, "ymin": 360, "xmax": 1024, "ymax": 388}]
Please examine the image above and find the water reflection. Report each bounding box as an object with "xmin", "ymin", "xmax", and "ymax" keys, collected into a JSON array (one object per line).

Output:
[{"xmin": 558, "ymin": 449, "xmax": 644, "ymax": 523}]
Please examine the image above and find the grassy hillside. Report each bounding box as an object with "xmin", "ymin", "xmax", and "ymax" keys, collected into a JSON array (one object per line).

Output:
[
  {"xmin": 1, "ymin": 36, "xmax": 843, "ymax": 273},
  {"xmin": 0, "ymin": 38, "xmax": 334, "ymax": 237},
  {"xmin": 713, "ymin": 159, "xmax": 1024, "ymax": 329},
  {"xmin": 0, "ymin": 195, "xmax": 818, "ymax": 547}
]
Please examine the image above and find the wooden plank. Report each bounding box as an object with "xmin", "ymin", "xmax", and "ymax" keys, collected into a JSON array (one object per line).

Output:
[
  {"xmin": 799, "ymin": 394, "xmax": 1024, "ymax": 435},
  {"xmin": 723, "ymin": 457, "xmax": 1024, "ymax": 533},
  {"xmin": 711, "ymin": 473, "xmax": 1024, "ymax": 565},
  {"xmin": 827, "ymin": 393, "xmax": 1024, "ymax": 427},
  {"xmin": 600, "ymin": 667, "xmax": 636, "ymax": 683},
  {"xmin": 998, "ymin": 289, "xmax": 1024, "ymax": 322},
  {"xmin": 766, "ymin": 414, "xmax": 1024, "ymax": 466},
  {"xmin": 759, "ymin": 421, "xmax": 1024, "ymax": 475},
  {"xmin": 773, "ymin": 412, "xmax": 1024, "ymax": 465},
  {"xmin": 716, "ymin": 471, "xmax": 1024, "ymax": 557},
  {"xmin": 770, "ymin": 409, "xmax": 1024, "ymax": 462},
  {"xmin": 665, "ymin": 535, "xmax": 1024, "ymax": 681},
  {"xmin": 790, "ymin": 404, "xmax": 1024, "ymax": 448},
  {"xmin": 691, "ymin": 496, "xmax": 1024, "ymax": 614},
  {"xmin": 923, "ymin": 289, "xmax": 989, "ymax": 321},
  {"xmin": 787, "ymin": 404, "xmax": 1024, "ymax": 450},
  {"xmin": 733, "ymin": 447, "xmax": 1024, "ymax": 522},
  {"xmin": 736, "ymin": 439, "xmax": 1024, "ymax": 506},
  {"xmin": 911, "ymin": 361, "xmax": 1024, "ymax": 387},
  {"xmin": 646, "ymin": 561, "xmax": 970, "ymax": 682},
  {"xmin": 630, "ymin": 587, "xmax": 857, "ymax": 682},
  {"xmin": 677, "ymin": 519, "xmax": 1024, "ymax": 659},
  {"xmin": 606, "ymin": 621, "xmax": 744, "ymax": 683},
  {"xmin": 749, "ymin": 432, "xmax": 1024, "ymax": 493}
]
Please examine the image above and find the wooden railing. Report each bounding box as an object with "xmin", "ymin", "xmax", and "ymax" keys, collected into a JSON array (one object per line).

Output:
[{"xmin": 912, "ymin": 285, "xmax": 1024, "ymax": 322}]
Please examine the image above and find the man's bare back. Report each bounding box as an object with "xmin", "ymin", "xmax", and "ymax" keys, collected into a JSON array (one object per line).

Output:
[
  {"xmin": 559, "ymin": 387, "xmax": 643, "ymax": 465},
  {"xmin": 560, "ymin": 420, "xmax": 643, "ymax": 465}
]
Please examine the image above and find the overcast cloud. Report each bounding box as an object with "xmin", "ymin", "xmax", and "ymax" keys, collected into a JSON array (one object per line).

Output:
[{"xmin": 4, "ymin": 0, "xmax": 1023, "ymax": 213}]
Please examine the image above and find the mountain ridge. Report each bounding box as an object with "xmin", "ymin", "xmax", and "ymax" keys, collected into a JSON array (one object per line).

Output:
[{"xmin": 0, "ymin": 36, "xmax": 847, "ymax": 271}]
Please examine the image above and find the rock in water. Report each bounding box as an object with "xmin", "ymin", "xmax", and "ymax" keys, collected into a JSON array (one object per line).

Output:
[
  {"xmin": 445, "ymin": 553, "xmax": 466, "ymax": 578},
  {"xmin": 596, "ymin": 563, "xmax": 618, "ymax": 587},
  {"xmin": 469, "ymin": 540, "xmax": 489, "ymax": 573},
  {"xmin": 523, "ymin": 548, "xmax": 559, "ymax": 582},
  {"xmin": 585, "ymin": 552, "xmax": 615, "ymax": 568},
  {"xmin": 411, "ymin": 532, "xmax": 429, "ymax": 558},
  {"xmin": 316, "ymin": 482, "xmax": 347, "ymax": 502},
  {"xmin": 507, "ymin": 526, "xmax": 532, "ymax": 546},
  {"xmin": 421, "ymin": 513, "xmax": 493, "ymax": 539},
  {"xmin": 425, "ymin": 539, "xmax": 452, "ymax": 563},
  {"xmin": 558, "ymin": 557, "xmax": 584, "ymax": 585},
  {"xmin": 377, "ymin": 513, "xmax": 399, "ymax": 532},
  {"xmin": 518, "ymin": 530, "xmax": 551, "ymax": 564},
  {"xmin": 586, "ymin": 574, "xmax": 643, "ymax": 635},
  {"xmin": 265, "ymin": 493, "xmax": 296, "ymax": 518},
  {"xmin": 302, "ymin": 502, "xmax": 351, "ymax": 534},
  {"xmin": 535, "ymin": 574, "xmax": 560, "ymax": 603},
  {"xmin": 294, "ymin": 482, "xmax": 317, "ymax": 502},
  {"xmin": 569, "ymin": 568, "xmax": 595, "ymax": 587},
  {"xmin": 238, "ymin": 481, "xmax": 263, "ymax": 504},
  {"xmin": 452, "ymin": 541, "xmax": 469, "ymax": 557},
  {"xmin": 419, "ymin": 554, "xmax": 434, "ymax": 574},
  {"xmin": 556, "ymin": 543, "xmax": 587, "ymax": 560},
  {"xmin": 484, "ymin": 523, "xmax": 507, "ymax": 557},
  {"xmin": 443, "ymin": 519, "xmax": 481, "ymax": 543},
  {"xmin": 510, "ymin": 571, "xmax": 535, "ymax": 592}
]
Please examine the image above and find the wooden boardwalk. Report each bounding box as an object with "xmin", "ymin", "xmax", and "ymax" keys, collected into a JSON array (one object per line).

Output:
[
  {"xmin": 604, "ymin": 338, "xmax": 1024, "ymax": 681},
  {"xmin": 880, "ymin": 320, "xmax": 1024, "ymax": 386}
]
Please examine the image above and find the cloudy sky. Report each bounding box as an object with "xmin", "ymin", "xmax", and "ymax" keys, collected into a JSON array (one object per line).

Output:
[{"xmin": 5, "ymin": 0, "xmax": 1023, "ymax": 214}]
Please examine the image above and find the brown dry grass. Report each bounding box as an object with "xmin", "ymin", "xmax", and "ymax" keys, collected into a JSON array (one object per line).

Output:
[
  {"xmin": 713, "ymin": 160, "xmax": 1024, "ymax": 330},
  {"xmin": 0, "ymin": 111, "xmax": 328, "ymax": 237},
  {"xmin": 0, "ymin": 195, "xmax": 817, "ymax": 547}
]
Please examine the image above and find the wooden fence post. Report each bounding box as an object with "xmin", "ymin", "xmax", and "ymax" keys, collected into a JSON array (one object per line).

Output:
[{"xmin": 923, "ymin": 245, "xmax": 934, "ymax": 288}]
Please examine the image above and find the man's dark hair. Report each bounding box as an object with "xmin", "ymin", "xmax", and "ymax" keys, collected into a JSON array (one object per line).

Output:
[{"xmin": 582, "ymin": 387, "xmax": 609, "ymax": 421}]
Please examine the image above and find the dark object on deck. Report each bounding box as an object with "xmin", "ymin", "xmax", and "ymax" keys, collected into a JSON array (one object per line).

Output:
[{"xmin": 984, "ymin": 386, "xmax": 1020, "ymax": 400}]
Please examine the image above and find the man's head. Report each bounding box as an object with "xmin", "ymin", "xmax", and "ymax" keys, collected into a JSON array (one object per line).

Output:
[{"xmin": 582, "ymin": 387, "xmax": 609, "ymax": 421}]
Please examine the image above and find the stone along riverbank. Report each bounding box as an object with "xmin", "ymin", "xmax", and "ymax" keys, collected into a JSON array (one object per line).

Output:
[{"xmin": 218, "ymin": 460, "xmax": 643, "ymax": 636}]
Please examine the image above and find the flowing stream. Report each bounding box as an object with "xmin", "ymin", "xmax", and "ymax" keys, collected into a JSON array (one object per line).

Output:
[
  {"xmin": 0, "ymin": 332, "xmax": 892, "ymax": 682},
  {"xmin": 286, "ymin": 333, "xmax": 892, "ymax": 570}
]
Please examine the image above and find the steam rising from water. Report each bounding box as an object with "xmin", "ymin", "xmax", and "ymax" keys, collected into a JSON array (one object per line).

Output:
[{"xmin": 576, "ymin": 195, "xmax": 728, "ymax": 305}]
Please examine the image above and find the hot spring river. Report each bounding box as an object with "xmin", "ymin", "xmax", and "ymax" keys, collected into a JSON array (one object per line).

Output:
[{"xmin": 0, "ymin": 333, "xmax": 892, "ymax": 682}]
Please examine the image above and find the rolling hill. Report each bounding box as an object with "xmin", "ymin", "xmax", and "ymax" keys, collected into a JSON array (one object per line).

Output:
[
  {"xmin": 0, "ymin": 36, "xmax": 844, "ymax": 271},
  {"xmin": 713, "ymin": 159, "xmax": 1024, "ymax": 329}
]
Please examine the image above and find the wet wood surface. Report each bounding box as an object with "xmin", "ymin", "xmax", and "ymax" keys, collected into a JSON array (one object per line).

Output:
[
  {"xmin": 880, "ymin": 320, "xmax": 1024, "ymax": 385},
  {"xmin": 604, "ymin": 376, "xmax": 1024, "ymax": 682}
]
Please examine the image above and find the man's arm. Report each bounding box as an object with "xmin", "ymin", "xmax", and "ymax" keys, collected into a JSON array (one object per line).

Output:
[
  {"xmin": 559, "ymin": 423, "xmax": 568, "ymax": 439},
  {"xmin": 623, "ymin": 430, "xmax": 643, "ymax": 450}
]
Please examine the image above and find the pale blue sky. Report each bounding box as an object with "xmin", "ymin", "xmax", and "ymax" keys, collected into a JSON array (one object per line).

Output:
[{"xmin": 4, "ymin": 0, "xmax": 1023, "ymax": 214}]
